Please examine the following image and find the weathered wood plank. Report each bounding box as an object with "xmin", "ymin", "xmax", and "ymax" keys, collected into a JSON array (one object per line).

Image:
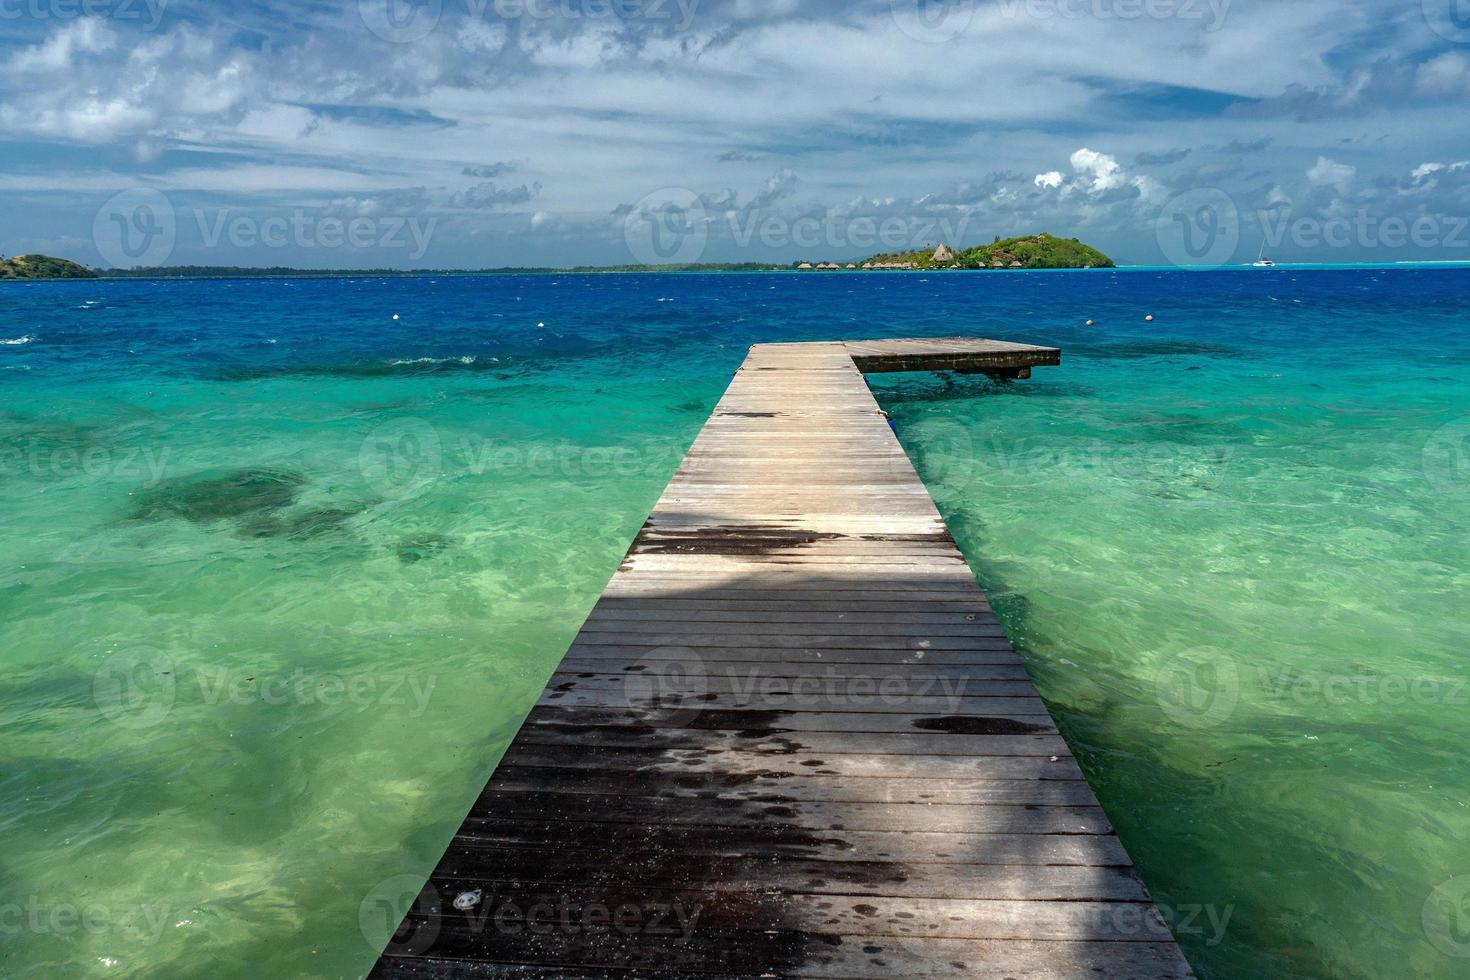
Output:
[
  {"xmin": 488, "ymin": 767, "xmax": 1099, "ymax": 805},
  {"xmin": 464, "ymin": 792, "xmax": 1114, "ymax": 834},
  {"xmin": 449, "ymin": 821, "xmax": 1125, "ymax": 864},
  {"xmin": 497, "ymin": 743, "xmax": 1084, "ymax": 780},
  {"xmin": 524, "ymin": 705, "xmax": 1058, "ymax": 734}
]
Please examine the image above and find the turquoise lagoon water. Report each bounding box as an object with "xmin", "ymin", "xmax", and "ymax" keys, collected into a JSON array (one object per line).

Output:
[{"xmin": 0, "ymin": 269, "xmax": 1467, "ymax": 978}]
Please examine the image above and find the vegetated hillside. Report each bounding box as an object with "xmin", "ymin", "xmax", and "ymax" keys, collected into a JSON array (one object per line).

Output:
[
  {"xmin": 959, "ymin": 234, "xmax": 1114, "ymax": 269},
  {"xmin": 0, "ymin": 255, "xmax": 98, "ymax": 280},
  {"xmin": 863, "ymin": 233, "xmax": 1115, "ymax": 270}
]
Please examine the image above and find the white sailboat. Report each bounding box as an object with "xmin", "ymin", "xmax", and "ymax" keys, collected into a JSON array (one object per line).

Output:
[{"xmin": 1252, "ymin": 241, "xmax": 1275, "ymax": 267}]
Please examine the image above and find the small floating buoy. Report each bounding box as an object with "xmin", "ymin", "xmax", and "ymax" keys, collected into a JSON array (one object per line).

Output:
[
  {"xmin": 392, "ymin": 314, "xmax": 400, "ymax": 321},
  {"xmin": 453, "ymin": 889, "xmax": 483, "ymax": 911},
  {"xmin": 537, "ymin": 322, "xmax": 546, "ymax": 329},
  {"xmin": 1085, "ymin": 319, "xmax": 1094, "ymax": 327},
  {"xmin": 1145, "ymin": 314, "xmax": 1154, "ymax": 322}
]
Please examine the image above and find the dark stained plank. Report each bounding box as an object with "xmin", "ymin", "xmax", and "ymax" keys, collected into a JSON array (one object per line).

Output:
[
  {"xmin": 371, "ymin": 340, "xmax": 1190, "ymax": 979},
  {"xmin": 523, "ymin": 705, "xmax": 1059, "ymax": 733},
  {"xmin": 488, "ymin": 767, "xmax": 1100, "ymax": 805},
  {"xmin": 450, "ymin": 821, "xmax": 1125, "ymax": 864},
  {"xmin": 497, "ymin": 743, "xmax": 1090, "ymax": 781}
]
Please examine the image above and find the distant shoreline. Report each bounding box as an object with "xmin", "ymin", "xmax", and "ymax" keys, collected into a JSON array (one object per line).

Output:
[{"xmin": 4, "ymin": 261, "xmax": 1469, "ymax": 283}]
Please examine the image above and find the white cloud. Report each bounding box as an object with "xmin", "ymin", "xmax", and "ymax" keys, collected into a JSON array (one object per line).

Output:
[
  {"xmin": 1070, "ymin": 148, "xmax": 1125, "ymax": 194},
  {"xmin": 1415, "ymin": 52, "xmax": 1470, "ymax": 96},
  {"xmin": 0, "ymin": 24, "xmax": 260, "ymax": 143},
  {"xmin": 1306, "ymin": 156, "xmax": 1356, "ymax": 194},
  {"xmin": 8, "ymin": 18, "xmax": 115, "ymax": 73},
  {"xmin": 1034, "ymin": 171, "xmax": 1063, "ymax": 189}
]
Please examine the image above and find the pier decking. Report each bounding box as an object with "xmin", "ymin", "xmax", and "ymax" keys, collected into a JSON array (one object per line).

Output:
[{"xmin": 370, "ymin": 339, "xmax": 1193, "ymax": 978}]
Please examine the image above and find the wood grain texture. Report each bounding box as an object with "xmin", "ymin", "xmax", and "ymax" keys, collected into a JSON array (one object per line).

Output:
[{"xmin": 370, "ymin": 339, "xmax": 1192, "ymax": 979}]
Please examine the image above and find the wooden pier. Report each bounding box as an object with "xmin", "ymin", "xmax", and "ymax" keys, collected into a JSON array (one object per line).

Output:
[{"xmin": 370, "ymin": 338, "xmax": 1194, "ymax": 978}]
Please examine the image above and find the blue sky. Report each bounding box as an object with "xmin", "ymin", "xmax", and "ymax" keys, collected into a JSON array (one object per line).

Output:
[{"xmin": 2, "ymin": 0, "xmax": 1469, "ymax": 267}]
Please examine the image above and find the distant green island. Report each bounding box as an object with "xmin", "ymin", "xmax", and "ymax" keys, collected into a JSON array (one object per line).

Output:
[
  {"xmin": 842, "ymin": 234, "xmax": 1114, "ymax": 271},
  {"xmin": 1, "ymin": 236, "xmax": 1112, "ymax": 280},
  {"xmin": 0, "ymin": 254, "xmax": 97, "ymax": 280}
]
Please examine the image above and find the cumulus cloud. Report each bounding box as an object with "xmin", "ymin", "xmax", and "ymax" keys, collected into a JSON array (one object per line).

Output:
[
  {"xmin": 448, "ymin": 181, "xmax": 543, "ymax": 209},
  {"xmin": 8, "ymin": 18, "xmax": 115, "ymax": 73},
  {"xmin": 1307, "ymin": 156, "xmax": 1356, "ymax": 194},
  {"xmin": 0, "ymin": 23, "xmax": 258, "ymax": 142},
  {"xmin": 323, "ymin": 188, "xmax": 433, "ymax": 218},
  {"xmin": 1070, "ymin": 148, "xmax": 1126, "ymax": 194},
  {"xmin": 1034, "ymin": 171, "xmax": 1063, "ymax": 189}
]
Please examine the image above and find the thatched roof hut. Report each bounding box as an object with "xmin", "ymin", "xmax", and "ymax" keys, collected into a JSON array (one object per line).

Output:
[{"xmin": 931, "ymin": 244, "xmax": 954, "ymax": 262}]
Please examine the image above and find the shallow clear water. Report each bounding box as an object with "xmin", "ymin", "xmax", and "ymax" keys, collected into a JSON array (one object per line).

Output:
[{"xmin": 1, "ymin": 269, "xmax": 1466, "ymax": 978}]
